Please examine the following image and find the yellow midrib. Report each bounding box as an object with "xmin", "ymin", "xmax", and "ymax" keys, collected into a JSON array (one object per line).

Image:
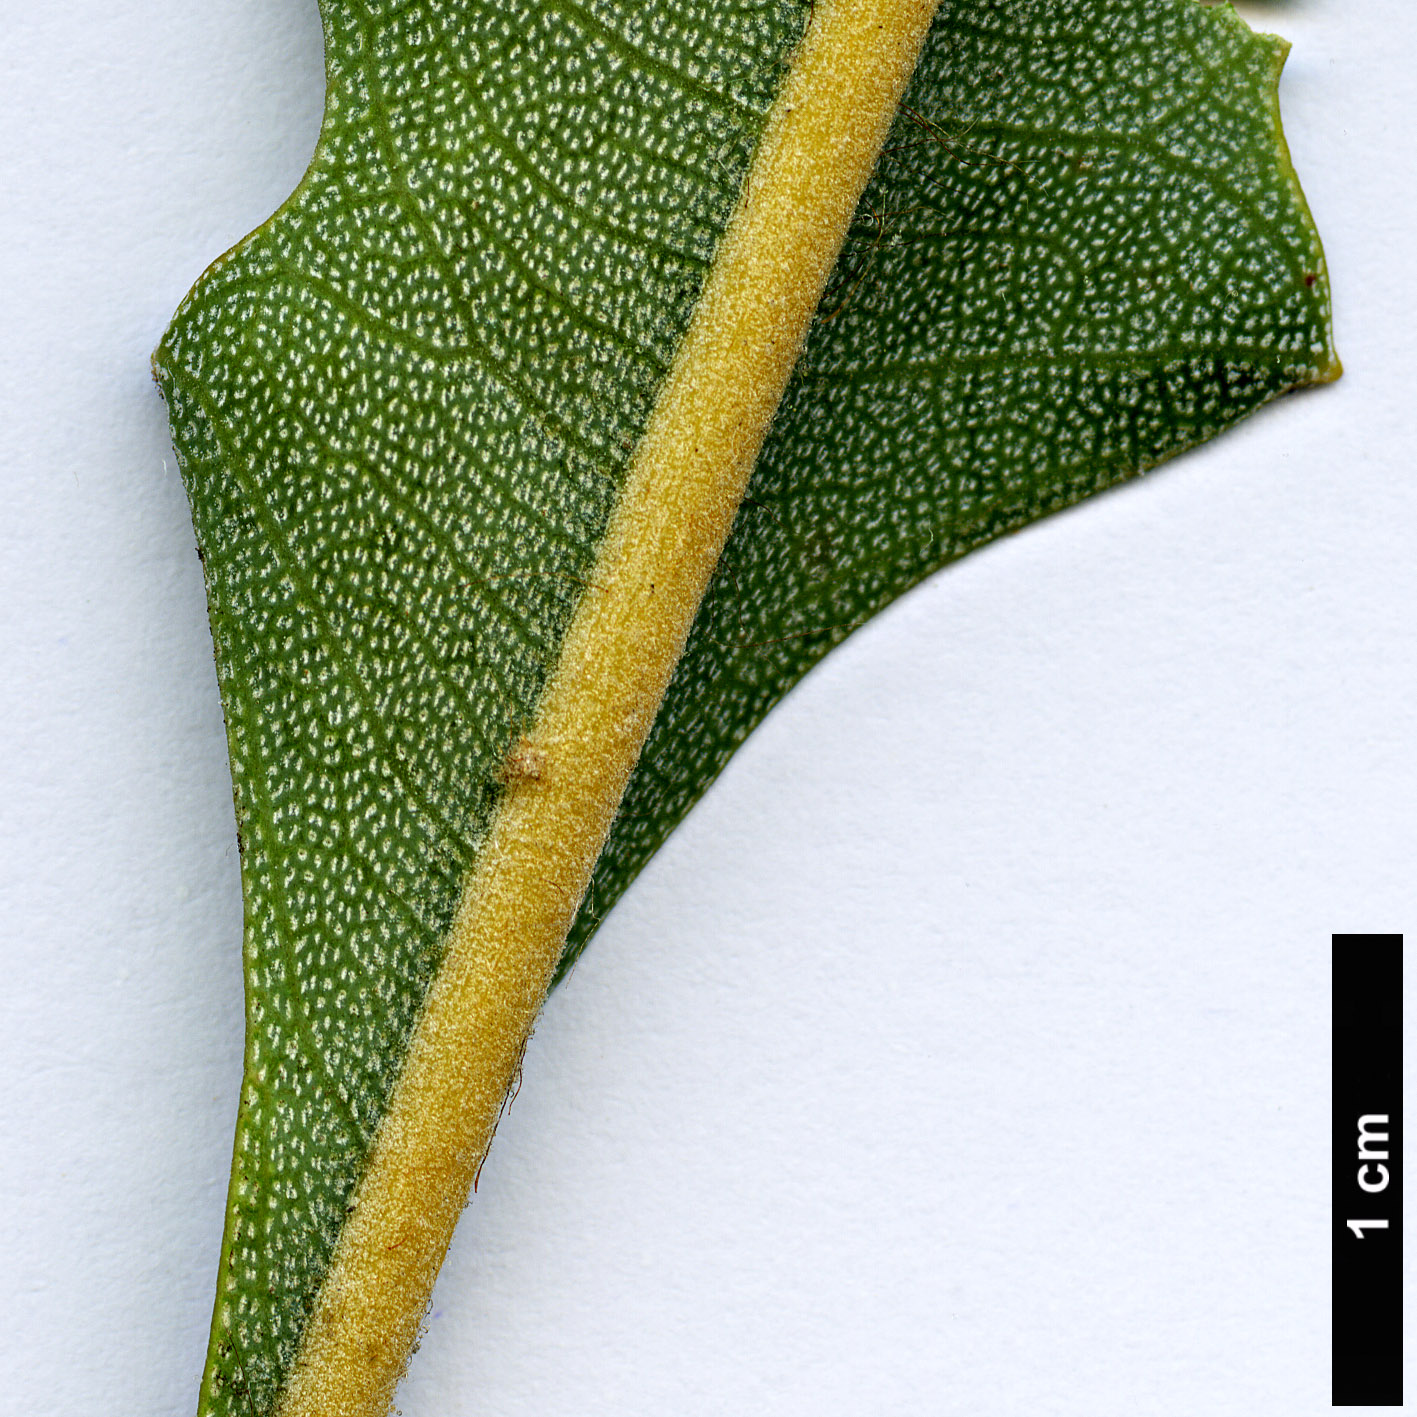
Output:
[{"xmin": 274, "ymin": 4, "xmax": 941, "ymax": 1412}]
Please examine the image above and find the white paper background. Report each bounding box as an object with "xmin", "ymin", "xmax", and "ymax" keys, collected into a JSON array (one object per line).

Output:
[{"xmin": 1, "ymin": 2, "xmax": 1411, "ymax": 1412}]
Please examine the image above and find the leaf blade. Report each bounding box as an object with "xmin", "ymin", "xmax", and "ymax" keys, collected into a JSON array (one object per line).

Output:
[
  {"xmin": 567, "ymin": 0, "xmax": 1336, "ymax": 973},
  {"xmin": 155, "ymin": 0, "xmax": 1334, "ymax": 1412},
  {"xmin": 158, "ymin": 3, "xmax": 813, "ymax": 1408}
]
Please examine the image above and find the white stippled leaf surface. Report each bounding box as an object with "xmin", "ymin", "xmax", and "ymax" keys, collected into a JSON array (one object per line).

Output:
[{"xmin": 152, "ymin": 1, "xmax": 1334, "ymax": 1410}]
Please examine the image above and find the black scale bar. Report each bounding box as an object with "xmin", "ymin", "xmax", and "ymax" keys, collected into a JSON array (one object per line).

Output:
[{"xmin": 1333, "ymin": 933, "xmax": 1403, "ymax": 1406}]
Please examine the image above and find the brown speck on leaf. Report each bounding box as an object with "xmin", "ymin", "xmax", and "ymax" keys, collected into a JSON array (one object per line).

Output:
[{"xmin": 500, "ymin": 738, "xmax": 547, "ymax": 784}]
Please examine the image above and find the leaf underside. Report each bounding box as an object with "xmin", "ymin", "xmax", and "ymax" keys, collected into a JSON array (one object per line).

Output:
[{"xmin": 154, "ymin": 0, "xmax": 1334, "ymax": 1411}]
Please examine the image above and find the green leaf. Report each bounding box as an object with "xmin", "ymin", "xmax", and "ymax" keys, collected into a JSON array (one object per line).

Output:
[
  {"xmin": 570, "ymin": 0, "xmax": 1337, "ymax": 973},
  {"xmin": 153, "ymin": 0, "xmax": 1333, "ymax": 1411}
]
